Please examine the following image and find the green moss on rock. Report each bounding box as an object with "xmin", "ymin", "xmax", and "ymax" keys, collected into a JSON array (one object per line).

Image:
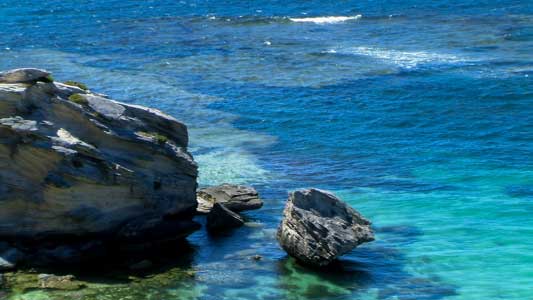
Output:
[
  {"xmin": 3, "ymin": 272, "xmax": 86, "ymax": 293},
  {"xmin": 64, "ymin": 81, "xmax": 88, "ymax": 90},
  {"xmin": 68, "ymin": 93, "xmax": 88, "ymax": 105},
  {"xmin": 42, "ymin": 75, "xmax": 54, "ymax": 83},
  {"xmin": 137, "ymin": 131, "xmax": 169, "ymax": 145},
  {"xmin": 2, "ymin": 267, "xmax": 199, "ymax": 300}
]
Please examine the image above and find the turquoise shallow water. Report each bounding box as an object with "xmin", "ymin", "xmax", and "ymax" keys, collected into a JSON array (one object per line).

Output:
[{"xmin": 1, "ymin": 1, "xmax": 532, "ymax": 299}]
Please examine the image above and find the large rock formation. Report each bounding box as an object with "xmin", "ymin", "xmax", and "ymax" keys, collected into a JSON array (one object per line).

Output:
[
  {"xmin": 0, "ymin": 68, "xmax": 198, "ymax": 247},
  {"xmin": 197, "ymin": 184, "xmax": 263, "ymax": 213},
  {"xmin": 277, "ymin": 189, "xmax": 374, "ymax": 267}
]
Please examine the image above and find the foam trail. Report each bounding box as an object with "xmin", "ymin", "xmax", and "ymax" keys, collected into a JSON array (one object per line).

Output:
[
  {"xmin": 289, "ymin": 15, "xmax": 362, "ymax": 24},
  {"xmin": 335, "ymin": 46, "xmax": 465, "ymax": 69}
]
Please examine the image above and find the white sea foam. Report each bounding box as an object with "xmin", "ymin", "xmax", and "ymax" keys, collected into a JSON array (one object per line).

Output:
[
  {"xmin": 336, "ymin": 46, "xmax": 465, "ymax": 69},
  {"xmin": 289, "ymin": 15, "xmax": 362, "ymax": 24}
]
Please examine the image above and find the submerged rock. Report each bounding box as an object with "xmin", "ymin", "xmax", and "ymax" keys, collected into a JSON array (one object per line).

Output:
[
  {"xmin": 197, "ymin": 184, "xmax": 263, "ymax": 213},
  {"xmin": 206, "ymin": 203, "xmax": 245, "ymax": 232},
  {"xmin": 277, "ymin": 188, "xmax": 374, "ymax": 267},
  {"xmin": 38, "ymin": 274, "xmax": 85, "ymax": 290},
  {"xmin": 0, "ymin": 68, "xmax": 199, "ymax": 263}
]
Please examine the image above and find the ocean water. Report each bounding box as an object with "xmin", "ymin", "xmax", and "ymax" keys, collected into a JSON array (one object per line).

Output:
[{"xmin": 1, "ymin": 1, "xmax": 532, "ymax": 299}]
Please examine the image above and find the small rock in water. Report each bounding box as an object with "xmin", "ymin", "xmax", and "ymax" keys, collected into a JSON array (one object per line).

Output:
[
  {"xmin": 277, "ymin": 188, "xmax": 374, "ymax": 267},
  {"xmin": 197, "ymin": 184, "xmax": 263, "ymax": 213},
  {"xmin": 206, "ymin": 203, "xmax": 245, "ymax": 232},
  {"xmin": 251, "ymin": 255, "xmax": 263, "ymax": 261}
]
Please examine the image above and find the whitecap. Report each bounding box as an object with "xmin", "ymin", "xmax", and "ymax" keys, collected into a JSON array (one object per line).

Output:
[{"xmin": 289, "ymin": 15, "xmax": 362, "ymax": 24}]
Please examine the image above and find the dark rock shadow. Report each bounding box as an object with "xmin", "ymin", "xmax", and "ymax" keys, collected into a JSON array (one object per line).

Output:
[{"xmin": 9, "ymin": 239, "xmax": 197, "ymax": 285}]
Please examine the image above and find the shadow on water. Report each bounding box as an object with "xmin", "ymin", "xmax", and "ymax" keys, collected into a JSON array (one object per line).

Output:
[
  {"xmin": 2, "ymin": 240, "xmax": 202, "ymax": 300},
  {"xmin": 188, "ymin": 189, "xmax": 458, "ymax": 300},
  {"xmin": 21, "ymin": 240, "xmax": 197, "ymax": 283},
  {"xmin": 505, "ymin": 185, "xmax": 533, "ymax": 199},
  {"xmin": 273, "ymin": 224, "xmax": 456, "ymax": 300},
  {"xmin": 2, "ymin": 210, "xmax": 456, "ymax": 300}
]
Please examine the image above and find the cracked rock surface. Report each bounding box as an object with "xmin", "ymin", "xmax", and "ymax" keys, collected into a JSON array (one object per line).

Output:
[
  {"xmin": 0, "ymin": 68, "xmax": 198, "ymax": 241},
  {"xmin": 277, "ymin": 188, "xmax": 374, "ymax": 266}
]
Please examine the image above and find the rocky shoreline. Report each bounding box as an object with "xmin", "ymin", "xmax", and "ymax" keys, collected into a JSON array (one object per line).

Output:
[{"xmin": 0, "ymin": 68, "xmax": 375, "ymax": 294}]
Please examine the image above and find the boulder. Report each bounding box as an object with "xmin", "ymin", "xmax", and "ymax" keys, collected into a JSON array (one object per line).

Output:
[
  {"xmin": 206, "ymin": 203, "xmax": 245, "ymax": 231},
  {"xmin": 197, "ymin": 184, "xmax": 262, "ymax": 213},
  {"xmin": 0, "ymin": 68, "xmax": 51, "ymax": 84},
  {"xmin": 0, "ymin": 69, "xmax": 198, "ymax": 249},
  {"xmin": 277, "ymin": 188, "xmax": 374, "ymax": 267}
]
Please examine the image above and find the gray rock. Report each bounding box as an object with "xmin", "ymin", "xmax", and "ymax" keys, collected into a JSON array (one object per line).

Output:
[
  {"xmin": 0, "ymin": 68, "xmax": 51, "ymax": 83},
  {"xmin": 86, "ymin": 94, "xmax": 126, "ymax": 120},
  {"xmin": 197, "ymin": 184, "xmax": 263, "ymax": 213},
  {"xmin": 207, "ymin": 203, "xmax": 245, "ymax": 231},
  {"xmin": 0, "ymin": 116, "xmax": 38, "ymax": 132},
  {"xmin": 0, "ymin": 83, "xmax": 26, "ymax": 117},
  {"xmin": 0, "ymin": 69, "xmax": 198, "ymax": 244},
  {"xmin": 0, "ymin": 246, "xmax": 25, "ymax": 271},
  {"xmin": 276, "ymin": 188, "xmax": 374, "ymax": 267}
]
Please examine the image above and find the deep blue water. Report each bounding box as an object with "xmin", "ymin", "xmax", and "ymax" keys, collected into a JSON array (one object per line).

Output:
[{"xmin": 1, "ymin": 1, "xmax": 532, "ymax": 299}]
